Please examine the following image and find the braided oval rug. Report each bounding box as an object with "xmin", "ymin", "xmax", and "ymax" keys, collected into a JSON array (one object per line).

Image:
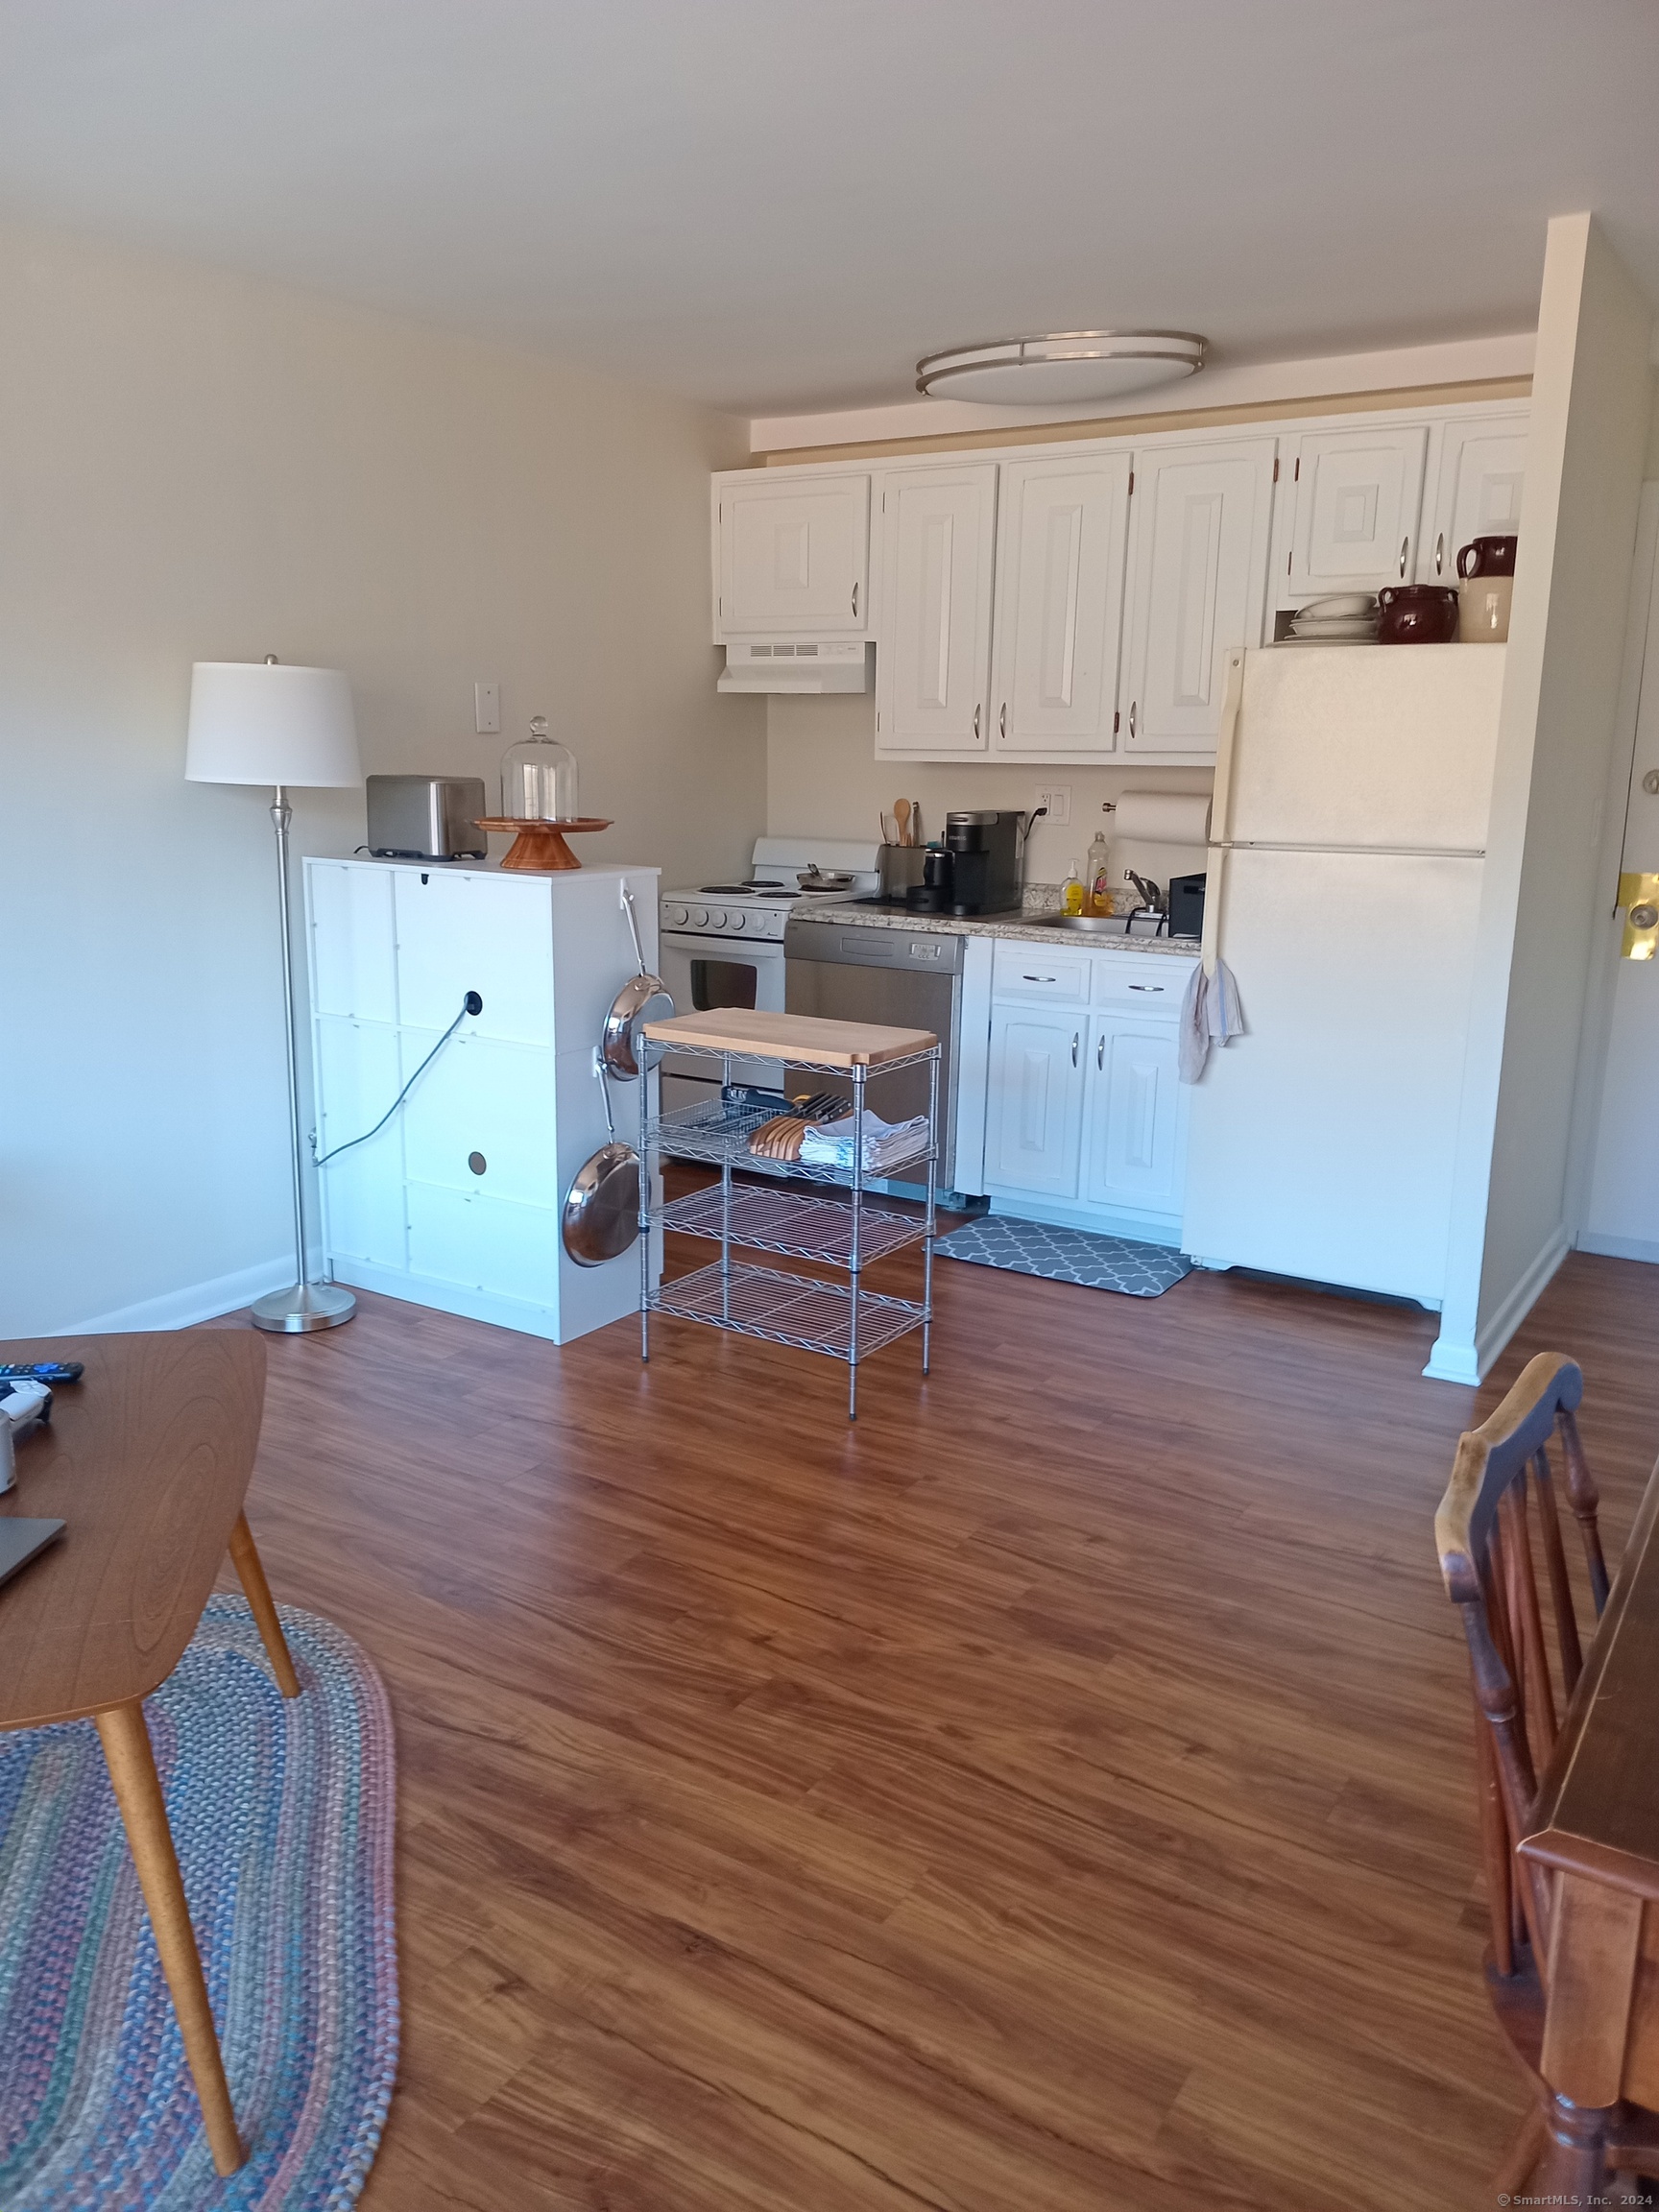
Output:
[{"xmin": 0, "ymin": 1597, "xmax": 397, "ymax": 2209}]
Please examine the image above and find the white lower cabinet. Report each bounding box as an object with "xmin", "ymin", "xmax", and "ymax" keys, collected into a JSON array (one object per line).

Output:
[
  {"xmin": 1082, "ymin": 1018, "xmax": 1184, "ymax": 1214},
  {"xmin": 981, "ymin": 945, "xmax": 1194, "ymax": 1239},
  {"xmin": 985, "ymin": 1009, "xmax": 1087, "ymax": 1195}
]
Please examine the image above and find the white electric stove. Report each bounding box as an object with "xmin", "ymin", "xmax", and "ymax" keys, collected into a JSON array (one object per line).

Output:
[{"xmin": 658, "ymin": 838, "xmax": 880, "ymax": 1094}]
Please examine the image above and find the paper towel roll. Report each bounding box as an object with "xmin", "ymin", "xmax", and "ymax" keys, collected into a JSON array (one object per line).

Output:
[{"xmin": 1112, "ymin": 791, "xmax": 1213, "ymax": 846}]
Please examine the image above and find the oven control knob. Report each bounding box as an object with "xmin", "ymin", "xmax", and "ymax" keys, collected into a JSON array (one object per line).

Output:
[
  {"xmin": 688, "ymin": 906, "xmax": 708, "ymax": 927},
  {"xmin": 664, "ymin": 904, "xmax": 687, "ymax": 928},
  {"xmin": 729, "ymin": 910, "xmax": 746, "ymax": 931},
  {"xmin": 707, "ymin": 907, "xmax": 726, "ymax": 929}
]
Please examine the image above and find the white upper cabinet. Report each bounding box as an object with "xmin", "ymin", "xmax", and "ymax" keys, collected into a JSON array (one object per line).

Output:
[
  {"xmin": 1418, "ymin": 411, "xmax": 1528, "ymax": 584},
  {"xmin": 1283, "ymin": 423, "xmax": 1429, "ymax": 602},
  {"xmin": 715, "ymin": 472, "xmax": 870, "ymax": 637},
  {"xmin": 874, "ymin": 465, "xmax": 998, "ymax": 755},
  {"xmin": 1119, "ymin": 437, "xmax": 1276, "ymax": 755},
  {"xmin": 988, "ymin": 452, "xmax": 1132, "ymax": 756}
]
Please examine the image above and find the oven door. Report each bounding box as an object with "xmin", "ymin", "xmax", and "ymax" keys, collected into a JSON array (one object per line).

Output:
[{"xmin": 656, "ymin": 931, "xmax": 786, "ymax": 1106}]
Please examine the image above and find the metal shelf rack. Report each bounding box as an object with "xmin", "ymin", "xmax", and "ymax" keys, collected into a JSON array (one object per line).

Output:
[{"xmin": 637, "ymin": 1029, "xmax": 941, "ymax": 1420}]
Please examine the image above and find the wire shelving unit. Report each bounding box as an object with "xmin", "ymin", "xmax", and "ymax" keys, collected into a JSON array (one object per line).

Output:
[{"xmin": 637, "ymin": 1022, "xmax": 941, "ymax": 1420}]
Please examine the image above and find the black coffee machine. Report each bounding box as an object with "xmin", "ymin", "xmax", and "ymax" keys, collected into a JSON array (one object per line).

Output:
[{"xmin": 942, "ymin": 809, "xmax": 1021, "ymax": 915}]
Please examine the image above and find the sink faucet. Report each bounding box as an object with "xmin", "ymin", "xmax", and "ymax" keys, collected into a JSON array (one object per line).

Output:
[{"xmin": 1124, "ymin": 872, "xmax": 1169, "ymax": 934}]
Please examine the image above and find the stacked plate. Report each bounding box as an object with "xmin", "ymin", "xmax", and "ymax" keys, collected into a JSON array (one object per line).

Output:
[{"xmin": 1282, "ymin": 592, "xmax": 1380, "ymax": 645}]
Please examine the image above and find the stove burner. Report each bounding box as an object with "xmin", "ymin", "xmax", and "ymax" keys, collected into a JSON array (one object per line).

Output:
[{"xmin": 697, "ymin": 884, "xmax": 754, "ymax": 894}]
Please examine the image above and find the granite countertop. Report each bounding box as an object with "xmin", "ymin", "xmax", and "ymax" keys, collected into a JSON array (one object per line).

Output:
[{"xmin": 790, "ymin": 899, "xmax": 1202, "ymax": 958}]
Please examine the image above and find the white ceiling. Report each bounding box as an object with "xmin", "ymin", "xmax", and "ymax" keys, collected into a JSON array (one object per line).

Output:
[{"xmin": 2, "ymin": 0, "xmax": 1656, "ymax": 419}]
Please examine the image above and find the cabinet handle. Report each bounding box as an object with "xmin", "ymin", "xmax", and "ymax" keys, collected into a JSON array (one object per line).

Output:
[
  {"xmin": 1399, "ymin": 535, "xmax": 1409, "ymax": 579},
  {"xmin": 974, "ymin": 702, "xmax": 981, "ymax": 740},
  {"xmin": 1071, "ymin": 1032, "xmax": 1079, "ymax": 1067},
  {"xmin": 999, "ymin": 702, "xmax": 1006, "ymax": 739},
  {"xmin": 1128, "ymin": 700, "xmax": 1137, "ymax": 740},
  {"xmin": 1434, "ymin": 531, "xmax": 1445, "ymax": 577},
  {"xmin": 1096, "ymin": 1031, "xmax": 1105, "ymax": 1070},
  {"xmin": 852, "ymin": 581, "xmax": 859, "ymax": 619}
]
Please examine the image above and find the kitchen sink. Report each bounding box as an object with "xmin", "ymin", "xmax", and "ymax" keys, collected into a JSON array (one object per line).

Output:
[{"xmin": 1031, "ymin": 912, "xmax": 1149, "ymax": 935}]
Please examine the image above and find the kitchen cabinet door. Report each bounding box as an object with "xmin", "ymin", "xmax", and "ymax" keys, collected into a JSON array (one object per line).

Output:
[
  {"xmin": 874, "ymin": 465, "xmax": 998, "ymax": 755},
  {"xmin": 1418, "ymin": 413, "xmax": 1527, "ymax": 585},
  {"xmin": 1119, "ymin": 438, "xmax": 1275, "ymax": 756},
  {"xmin": 989, "ymin": 452, "xmax": 1131, "ymax": 755},
  {"xmin": 984, "ymin": 1008, "xmax": 1085, "ymax": 1196},
  {"xmin": 716, "ymin": 473, "xmax": 869, "ymax": 637},
  {"xmin": 1284, "ymin": 423, "xmax": 1429, "ymax": 601},
  {"xmin": 1082, "ymin": 1016, "xmax": 1185, "ymax": 1214}
]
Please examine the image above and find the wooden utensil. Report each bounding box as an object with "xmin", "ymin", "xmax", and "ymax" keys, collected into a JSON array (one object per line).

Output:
[{"xmin": 893, "ymin": 798, "xmax": 911, "ymax": 849}]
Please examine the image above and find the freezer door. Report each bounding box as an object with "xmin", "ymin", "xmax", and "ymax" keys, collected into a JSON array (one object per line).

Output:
[
  {"xmin": 1221, "ymin": 646, "xmax": 1504, "ymax": 853},
  {"xmin": 1181, "ymin": 848, "xmax": 1482, "ymax": 1304}
]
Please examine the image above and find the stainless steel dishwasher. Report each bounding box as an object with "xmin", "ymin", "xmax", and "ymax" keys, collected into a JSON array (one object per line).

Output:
[{"xmin": 783, "ymin": 919, "xmax": 963, "ymax": 1188}]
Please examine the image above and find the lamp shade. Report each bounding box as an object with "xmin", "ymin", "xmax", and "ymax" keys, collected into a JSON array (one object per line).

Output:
[{"xmin": 185, "ymin": 661, "xmax": 361, "ymax": 787}]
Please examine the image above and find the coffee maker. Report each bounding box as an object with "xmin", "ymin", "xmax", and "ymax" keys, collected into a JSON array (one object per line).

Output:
[{"xmin": 941, "ymin": 809, "xmax": 1022, "ymax": 915}]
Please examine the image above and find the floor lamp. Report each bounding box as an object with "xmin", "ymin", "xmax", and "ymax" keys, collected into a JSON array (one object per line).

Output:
[{"xmin": 186, "ymin": 658, "xmax": 363, "ymax": 1333}]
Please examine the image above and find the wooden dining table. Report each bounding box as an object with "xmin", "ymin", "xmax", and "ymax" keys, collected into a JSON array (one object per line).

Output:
[
  {"xmin": 0, "ymin": 1330, "xmax": 300, "ymax": 2178},
  {"xmin": 1517, "ymin": 1455, "xmax": 1659, "ymax": 2188}
]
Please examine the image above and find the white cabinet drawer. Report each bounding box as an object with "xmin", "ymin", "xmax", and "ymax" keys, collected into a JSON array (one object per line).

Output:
[
  {"xmin": 1091, "ymin": 954, "xmax": 1194, "ymax": 1011},
  {"xmin": 992, "ymin": 941, "xmax": 1092, "ymax": 1001}
]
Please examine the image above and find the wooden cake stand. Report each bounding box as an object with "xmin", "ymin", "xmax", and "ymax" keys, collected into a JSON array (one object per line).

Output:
[{"xmin": 475, "ymin": 817, "xmax": 613, "ymax": 872}]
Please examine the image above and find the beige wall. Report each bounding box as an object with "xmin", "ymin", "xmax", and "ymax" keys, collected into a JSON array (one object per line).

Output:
[
  {"xmin": 0, "ymin": 217, "xmax": 762, "ymax": 1333},
  {"xmin": 1431, "ymin": 215, "xmax": 1655, "ymax": 1381},
  {"xmin": 767, "ymin": 696, "xmax": 1211, "ymax": 884}
]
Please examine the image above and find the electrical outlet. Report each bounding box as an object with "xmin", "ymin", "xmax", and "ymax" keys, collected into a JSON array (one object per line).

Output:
[
  {"xmin": 1034, "ymin": 784, "xmax": 1071, "ymax": 827},
  {"xmin": 474, "ymin": 681, "xmax": 500, "ymax": 735}
]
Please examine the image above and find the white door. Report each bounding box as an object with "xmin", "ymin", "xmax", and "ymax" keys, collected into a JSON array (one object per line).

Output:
[
  {"xmin": 1083, "ymin": 1017, "xmax": 1184, "ymax": 1213},
  {"xmin": 1419, "ymin": 414, "xmax": 1527, "ymax": 585},
  {"xmin": 1119, "ymin": 438, "xmax": 1275, "ymax": 755},
  {"xmin": 985, "ymin": 1008, "xmax": 1086, "ymax": 1195},
  {"xmin": 717, "ymin": 474, "xmax": 869, "ymax": 637},
  {"xmin": 1583, "ymin": 487, "xmax": 1659, "ymax": 1260},
  {"xmin": 989, "ymin": 452, "xmax": 1131, "ymax": 755},
  {"xmin": 874, "ymin": 465, "xmax": 998, "ymax": 755},
  {"xmin": 1286, "ymin": 424, "xmax": 1429, "ymax": 601}
]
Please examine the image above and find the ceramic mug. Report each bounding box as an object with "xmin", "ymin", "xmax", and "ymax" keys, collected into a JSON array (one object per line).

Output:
[
  {"xmin": 1459, "ymin": 575, "xmax": 1513, "ymax": 643},
  {"xmin": 1456, "ymin": 534, "xmax": 1519, "ymax": 579}
]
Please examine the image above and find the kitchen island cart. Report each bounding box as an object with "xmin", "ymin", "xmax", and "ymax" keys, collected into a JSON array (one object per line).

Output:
[{"xmin": 637, "ymin": 1009, "xmax": 941, "ymax": 1419}]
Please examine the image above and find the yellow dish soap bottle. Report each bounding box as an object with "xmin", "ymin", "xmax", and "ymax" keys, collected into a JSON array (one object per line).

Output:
[{"xmin": 1062, "ymin": 862, "xmax": 1085, "ymax": 916}]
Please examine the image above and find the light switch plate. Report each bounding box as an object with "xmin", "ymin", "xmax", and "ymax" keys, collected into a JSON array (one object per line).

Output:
[{"xmin": 474, "ymin": 681, "xmax": 500, "ymax": 735}]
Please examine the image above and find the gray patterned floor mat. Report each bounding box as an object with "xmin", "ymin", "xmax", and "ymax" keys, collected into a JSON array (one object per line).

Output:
[{"xmin": 934, "ymin": 1215, "xmax": 1193, "ymax": 1296}]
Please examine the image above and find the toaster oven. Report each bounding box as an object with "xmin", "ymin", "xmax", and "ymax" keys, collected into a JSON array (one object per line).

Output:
[{"xmin": 366, "ymin": 775, "xmax": 488, "ymax": 861}]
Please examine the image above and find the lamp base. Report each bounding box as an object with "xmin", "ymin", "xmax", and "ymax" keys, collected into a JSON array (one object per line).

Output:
[{"xmin": 251, "ymin": 1281, "xmax": 357, "ymax": 1334}]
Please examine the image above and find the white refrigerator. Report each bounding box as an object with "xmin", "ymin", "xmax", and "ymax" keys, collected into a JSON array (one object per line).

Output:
[{"xmin": 1182, "ymin": 644, "xmax": 1506, "ymax": 1307}]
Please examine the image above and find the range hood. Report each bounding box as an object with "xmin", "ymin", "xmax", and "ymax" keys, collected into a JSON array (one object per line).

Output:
[{"xmin": 718, "ymin": 641, "xmax": 872, "ymax": 694}]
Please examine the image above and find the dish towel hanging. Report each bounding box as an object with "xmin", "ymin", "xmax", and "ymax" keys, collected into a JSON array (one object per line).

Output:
[{"xmin": 1178, "ymin": 958, "xmax": 1245, "ymax": 1084}]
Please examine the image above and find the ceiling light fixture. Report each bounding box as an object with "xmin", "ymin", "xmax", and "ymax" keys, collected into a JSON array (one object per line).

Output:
[{"xmin": 915, "ymin": 329, "xmax": 1206, "ymax": 407}]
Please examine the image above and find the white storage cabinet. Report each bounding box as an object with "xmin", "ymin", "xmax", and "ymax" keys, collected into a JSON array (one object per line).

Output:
[
  {"xmin": 305, "ymin": 856, "xmax": 661, "ymax": 1343},
  {"xmin": 713, "ymin": 472, "xmax": 870, "ymax": 639},
  {"xmin": 979, "ymin": 941, "xmax": 1194, "ymax": 1241}
]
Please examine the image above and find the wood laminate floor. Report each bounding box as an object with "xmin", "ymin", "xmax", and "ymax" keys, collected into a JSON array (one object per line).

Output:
[{"xmin": 213, "ymin": 1236, "xmax": 1659, "ymax": 2211}]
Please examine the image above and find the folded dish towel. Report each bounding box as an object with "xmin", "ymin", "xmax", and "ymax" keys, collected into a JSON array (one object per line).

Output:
[
  {"xmin": 1178, "ymin": 959, "xmax": 1245, "ymax": 1084},
  {"xmin": 799, "ymin": 1110, "xmax": 930, "ymax": 1173}
]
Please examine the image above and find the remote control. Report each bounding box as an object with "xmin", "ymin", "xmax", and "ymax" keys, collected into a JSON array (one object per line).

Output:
[{"xmin": 0, "ymin": 1360, "xmax": 83, "ymax": 1385}]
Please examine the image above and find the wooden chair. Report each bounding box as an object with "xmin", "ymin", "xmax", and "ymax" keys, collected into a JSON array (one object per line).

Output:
[{"xmin": 1434, "ymin": 1351, "xmax": 1659, "ymax": 2194}]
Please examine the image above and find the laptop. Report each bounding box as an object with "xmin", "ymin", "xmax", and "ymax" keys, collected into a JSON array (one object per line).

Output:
[{"xmin": 0, "ymin": 1518, "xmax": 65, "ymax": 1589}]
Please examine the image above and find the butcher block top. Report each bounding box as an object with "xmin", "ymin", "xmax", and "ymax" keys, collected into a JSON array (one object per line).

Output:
[{"xmin": 641, "ymin": 1008, "xmax": 938, "ymax": 1070}]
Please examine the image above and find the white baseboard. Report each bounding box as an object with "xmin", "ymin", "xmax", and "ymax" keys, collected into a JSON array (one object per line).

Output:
[
  {"xmin": 1575, "ymin": 1229, "xmax": 1659, "ymax": 1265},
  {"xmin": 62, "ymin": 1257, "xmax": 294, "ymax": 1335},
  {"xmin": 1423, "ymin": 1224, "xmax": 1573, "ymax": 1385}
]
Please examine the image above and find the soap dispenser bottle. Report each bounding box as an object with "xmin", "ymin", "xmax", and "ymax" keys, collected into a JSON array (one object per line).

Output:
[
  {"xmin": 1062, "ymin": 862, "xmax": 1085, "ymax": 916},
  {"xmin": 1085, "ymin": 829, "xmax": 1113, "ymax": 917}
]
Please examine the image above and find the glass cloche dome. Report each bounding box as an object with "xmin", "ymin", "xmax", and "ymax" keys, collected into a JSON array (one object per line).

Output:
[{"xmin": 499, "ymin": 715, "xmax": 579, "ymax": 822}]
